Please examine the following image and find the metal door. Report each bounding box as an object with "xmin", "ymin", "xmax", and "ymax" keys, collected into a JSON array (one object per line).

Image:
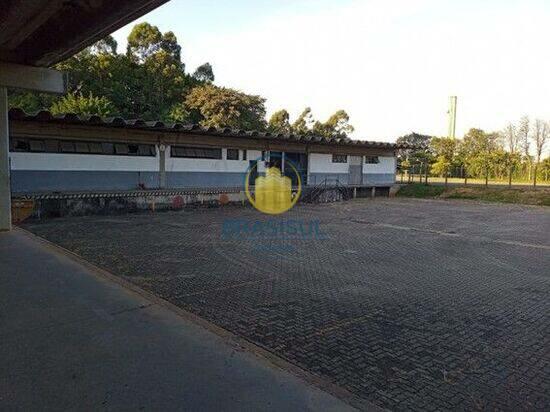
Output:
[{"xmin": 349, "ymin": 156, "xmax": 363, "ymax": 185}]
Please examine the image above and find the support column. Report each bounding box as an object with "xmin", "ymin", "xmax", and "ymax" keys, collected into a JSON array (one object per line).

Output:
[
  {"xmin": 0, "ymin": 87, "xmax": 11, "ymax": 231},
  {"xmin": 159, "ymin": 143, "xmax": 166, "ymax": 189}
]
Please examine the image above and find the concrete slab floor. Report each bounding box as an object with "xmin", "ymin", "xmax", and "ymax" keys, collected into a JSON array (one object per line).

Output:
[{"xmin": 0, "ymin": 229, "xmax": 358, "ymax": 411}]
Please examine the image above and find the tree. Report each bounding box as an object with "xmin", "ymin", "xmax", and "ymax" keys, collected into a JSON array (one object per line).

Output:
[
  {"xmin": 292, "ymin": 107, "xmax": 314, "ymax": 135},
  {"xmin": 532, "ymin": 119, "xmax": 549, "ymax": 187},
  {"xmin": 539, "ymin": 157, "xmax": 550, "ymax": 183},
  {"xmin": 184, "ymin": 84, "xmax": 267, "ymax": 130},
  {"xmin": 50, "ymin": 92, "xmax": 114, "ymax": 116},
  {"xmin": 462, "ymin": 128, "xmax": 499, "ymax": 186},
  {"xmin": 430, "ymin": 137, "xmax": 458, "ymax": 185},
  {"xmin": 501, "ymin": 123, "xmax": 520, "ymax": 187},
  {"xmin": 289, "ymin": 108, "xmax": 354, "ymax": 138},
  {"xmin": 160, "ymin": 31, "xmax": 182, "ymax": 62},
  {"xmin": 193, "ymin": 63, "xmax": 215, "ymax": 82},
  {"xmin": 517, "ymin": 116, "xmax": 532, "ymax": 181},
  {"xmin": 268, "ymin": 109, "xmax": 291, "ymax": 134},
  {"xmin": 126, "ymin": 22, "xmax": 163, "ymax": 62},
  {"xmin": 313, "ymin": 109, "xmax": 354, "ymax": 138},
  {"xmin": 90, "ymin": 35, "xmax": 118, "ymax": 55},
  {"xmin": 396, "ymin": 132, "xmax": 434, "ymax": 180}
]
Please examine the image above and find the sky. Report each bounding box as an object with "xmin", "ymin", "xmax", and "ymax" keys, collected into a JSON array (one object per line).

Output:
[{"xmin": 111, "ymin": 0, "xmax": 550, "ymax": 142}]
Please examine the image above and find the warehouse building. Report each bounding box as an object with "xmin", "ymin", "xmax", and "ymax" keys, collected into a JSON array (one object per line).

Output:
[{"xmin": 8, "ymin": 108, "xmax": 398, "ymax": 196}]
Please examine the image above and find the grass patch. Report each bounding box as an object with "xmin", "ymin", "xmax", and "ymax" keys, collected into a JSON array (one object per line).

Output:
[{"xmin": 397, "ymin": 183, "xmax": 550, "ymax": 206}]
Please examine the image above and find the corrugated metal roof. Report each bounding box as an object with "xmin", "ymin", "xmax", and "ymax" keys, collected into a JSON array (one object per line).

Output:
[{"xmin": 9, "ymin": 108, "xmax": 401, "ymax": 149}]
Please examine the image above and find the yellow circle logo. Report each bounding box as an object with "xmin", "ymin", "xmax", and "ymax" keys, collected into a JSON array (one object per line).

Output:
[{"xmin": 244, "ymin": 156, "xmax": 302, "ymax": 215}]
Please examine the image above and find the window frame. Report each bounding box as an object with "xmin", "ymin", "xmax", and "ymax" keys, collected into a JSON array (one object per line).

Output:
[
  {"xmin": 332, "ymin": 154, "xmax": 348, "ymax": 163},
  {"xmin": 171, "ymin": 145, "xmax": 223, "ymax": 160},
  {"xmin": 226, "ymin": 148, "xmax": 239, "ymax": 160},
  {"xmin": 9, "ymin": 138, "xmax": 155, "ymax": 157},
  {"xmin": 365, "ymin": 156, "xmax": 380, "ymax": 164}
]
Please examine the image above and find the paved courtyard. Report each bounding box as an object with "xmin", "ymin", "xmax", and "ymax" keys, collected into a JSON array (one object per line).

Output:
[{"xmin": 23, "ymin": 198, "xmax": 550, "ymax": 411}]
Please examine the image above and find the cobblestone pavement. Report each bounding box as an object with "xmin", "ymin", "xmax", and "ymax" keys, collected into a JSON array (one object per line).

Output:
[{"xmin": 23, "ymin": 198, "xmax": 550, "ymax": 411}]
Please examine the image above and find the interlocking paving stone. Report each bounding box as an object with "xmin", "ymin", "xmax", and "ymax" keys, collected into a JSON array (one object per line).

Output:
[{"xmin": 23, "ymin": 198, "xmax": 550, "ymax": 411}]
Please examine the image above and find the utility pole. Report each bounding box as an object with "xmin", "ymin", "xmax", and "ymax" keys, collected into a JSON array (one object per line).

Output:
[{"xmin": 448, "ymin": 96, "xmax": 457, "ymax": 139}]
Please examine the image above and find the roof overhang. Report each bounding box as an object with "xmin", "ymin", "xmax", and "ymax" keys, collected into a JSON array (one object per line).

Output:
[{"xmin": 0, "ymin": 0, "xmax": 170, "ymax": 67}]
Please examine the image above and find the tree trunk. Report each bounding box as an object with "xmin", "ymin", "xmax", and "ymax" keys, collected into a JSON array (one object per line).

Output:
[
  {"xmin": 485, "ymin": 169, "xmax": 489, "ymax": 187},
  {"xmin": 424, "ymin": 163, "xmax": 429, "ymax": 185},
  {"xmin": 508, "ymin": 167, "xmax": 512, "ymax": 188},
  {"xmin": 533, "ymin": 164, "xmax": 538, "ymax": 188}
]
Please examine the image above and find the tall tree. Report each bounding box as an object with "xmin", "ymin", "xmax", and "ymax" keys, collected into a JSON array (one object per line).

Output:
[
  {"xmin": 396, "ymin": 132, "xmax": 434, "ymax": 178},
  {"xmin": 292, "ymin": 107, "xmax": 314, "ymax": 135},
  {"xmin": 185, "ymin": 84, "xmax": 266, "ymax": 130},
  {"xmin": 313, "ymin": 110, "xmax": 354, "ymax": 138},
  {"xmin": 268, "ymin": 109, "xmax": 291, "ymax": 134},
  {"xmin": 462, "ymin": 128, "xmax": 499, "ymax": 186},
  {"xmin": 126, "ymin": 22, "xmax": 163, "ymax": 62},
  {"xmin": 532, "ymin": 119, "xmax": 549, "ymax": 187},
  {"xmin": 90, "ymin": 35, "xmax": 118, "ymax": 55},
  {"xmin": 501, "ymin": 123, "xmax": 520, "ymax": 187},
  {"xmin": 193, "ymin": 63, "xmax": 215, "ymax": 82},
  {"xmin": 430, "ymin": 137, "xmax": 458, "ymax": 185},
  {"xmin": 517, "ymin": 116, "xmax": 532, "ymax": 180}
]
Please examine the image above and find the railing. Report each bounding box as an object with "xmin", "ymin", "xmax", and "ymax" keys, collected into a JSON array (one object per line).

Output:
[{"xmin": 302, "ymin": 178, "xmax": 353, "ymax": 203}]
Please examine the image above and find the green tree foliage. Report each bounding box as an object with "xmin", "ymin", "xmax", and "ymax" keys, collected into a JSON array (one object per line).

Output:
[
  {"xmin": 396, "ymin": 132, "xmax": 434, "ymax": 173},
  {"xmin": 185, "ymin": 84, "xmax": 267, "ymax": 130},
  {"xmin": 192, "ymin": 63, "xmax": 215, "ymax": 82},
  {"xmin": 268, "ymin": 109, "xmax": 291, "ymax": 134},
  {"xmin": 312, "ymin": 110, "xmax": 355, "ymax": 138},
  {"xmin": 461, "ymin": 128, "xmax": 500, "ymax": 182},
  {"xmin": 288, "ymin": 107, "xmax": 354, "ymax": 138},
  {"xmin": 50, "ymin": 92, "xmax": 114, "ymax": 116},
  {"xmin": 126, "ymin": 23, "xmax": 181, "ymax": 63},
  {"xmin": 292, "ymin": 107, "xmax": 314, "ymax": 135},
  {"xmin": 430, "ymin": 137, "xmax": 458, "ymax": 177},
  {"xmin": 90, "ymin": 35, "xmax": 118, "ymax": 55}
]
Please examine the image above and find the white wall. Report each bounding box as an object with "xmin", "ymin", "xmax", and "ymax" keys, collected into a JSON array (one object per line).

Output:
[
  {"xmin": 9, "ymin": 151, "xmax": 159, "ymax": 171},
  {"xmin": 308, "ymin": 153, "xmax": 349, "ymax": 174},
  {"xmin": 363, "ymin": 156, "xmax": 395, "ymax": 174}
]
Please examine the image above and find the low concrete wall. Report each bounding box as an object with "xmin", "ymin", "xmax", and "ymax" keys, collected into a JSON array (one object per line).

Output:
[
  {"xmin": 13, "ymin": 185, "xmax": 393, "ymax": 220},
  {"xmin": 16, "ymin": 190, "xmax": 246, "ymax": 219}
]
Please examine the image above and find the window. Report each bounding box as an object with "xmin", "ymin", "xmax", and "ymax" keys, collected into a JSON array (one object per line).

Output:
[
  {"xmin": 8, "ymin": 138, "xmax": 155, "ymax": 156},
  {"xmin": 88, "ymin": 142, "xmax": 103, "ymax": 154},
  {"xmin": 44, "ymin": 140, "xmax": 59, "ymax": 153},
  {"xmin": 60, "ymin": 141, "xmax": 75, "ymax": 153},
  {"xmin": 11, "ymin": 139, "xmax": 30, "ymax": 152},
  {"xmin": 365, "ymin": 156, "xmax": 380, "ymax": 164},
  {"xmin": 227, "ymin": 148, "xmax": 239, "ymax": 160},
  {"xmin": 102, "ymin": 143, "xmax": 115, "ymax": 155},
  {"xmin": 75, "ymin": 142, "xmax": 90, "ymax": 153},
  {"xmin": 115, "ymin": 143, "xmax": 129, "ymax": 155},
  {"xmin": 29, "ymin": 140, "xmax": 45, "ymax": 152},
  {"xmin": 171, "ymin": 146, "xmax": 222, "ymax": 159},
  {"xmin": 138, "ymin": 144, "xmax": 155, "ymax": 156},
  {"xmin": 128, "ymin": 144, "xmax": 139, "ymax": 155},
  {"xmin": 243, "ymin": 150, "xmax": 247, "ymax": 161},
  {"xmin": 332, "ymin": 154, "xmax": 347, "ymax": 163}
]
